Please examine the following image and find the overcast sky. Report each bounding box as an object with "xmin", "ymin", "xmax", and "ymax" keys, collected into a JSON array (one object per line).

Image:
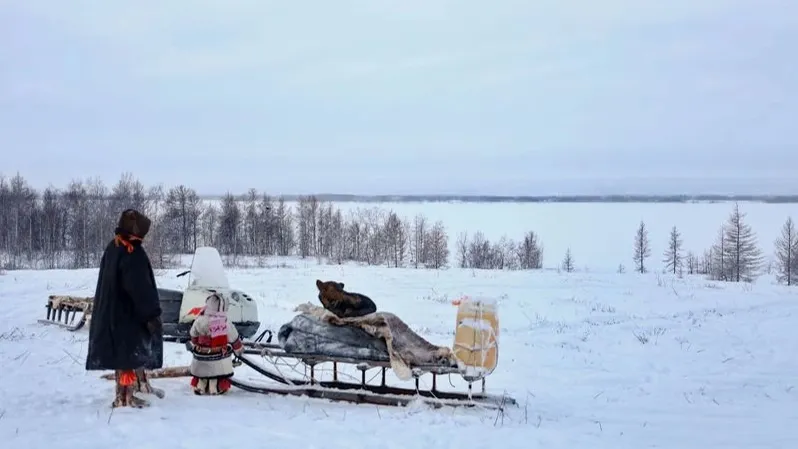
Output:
[{"xmin": 1, "ymin": 1, "xmax": 796, "ymax": 196}]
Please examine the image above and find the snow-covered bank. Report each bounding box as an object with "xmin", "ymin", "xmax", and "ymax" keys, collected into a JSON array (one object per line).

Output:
[{"xmin": 1, "ymin": 262, "xmax": 797, "ymax": 448}]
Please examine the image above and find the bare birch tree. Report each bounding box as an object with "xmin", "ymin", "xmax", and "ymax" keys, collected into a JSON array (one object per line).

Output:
[
  {"xmin": 217, "ymin": 192, "xmax": 243, "ymax": 264},
  {"xmin": 143, "ymin": 183, "xmax": 174, "ymax": 269},
  {"xmin": 491, "ymin": 235, "xmax": 513, "ymax": 269},
  {"xmin": 409, "ymin": 213, "xmax": 427, "ymax": 268},
  {"xmin": 685, "ymin": 251, "xmax": 697, "ymax": 275},
  {"xmin": 383, "ymin": 211, "xmax": 406, "ymax": 267},
  {"xmin": 517, "ymin": 230, "xmax": 543, "ymax": 269},
  {"xmin": 466, "ymin": 231, "xmax": 491, "ymax": 269},
  {"xmin": 424, "ymin": 221, "xmax": 449, "ymax": 269},
  {"xmin": 455, "ymin": 231, "xmax": 468, "ymax": 268},
  {"xmin": 273, "ymin": 198, "xmax": 295, "ymax": 256}
]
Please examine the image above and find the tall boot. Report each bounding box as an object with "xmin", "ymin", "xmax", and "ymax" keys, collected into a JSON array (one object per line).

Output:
[
  {"xmin": 134, "ymin": 368, "xmax": 165, "ymax": 399},
  {"xmin": 192, "ymin": 377, "xmax": 209, "ymax": 395},
  {"xmin": 112, "ymin": 370, "xmax": 150, "ymax": 408},
  {"xmin": 207, "ymin": 378, "xmax": 219, "ymax": 395},
  {"xmin": 217, "ymin": 377, "xmax": 232, "ymax": 395}
]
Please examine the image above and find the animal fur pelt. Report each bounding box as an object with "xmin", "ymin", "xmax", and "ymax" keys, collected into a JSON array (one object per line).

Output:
[{"xmin": 293, "ymin": 303, "xmax": 458, "ymax": 380}]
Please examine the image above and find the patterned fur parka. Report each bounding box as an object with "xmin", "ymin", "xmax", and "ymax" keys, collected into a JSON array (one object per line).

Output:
[{"xmin": 187, "ymin": 293, "xmax": 243, "ymax": 394}]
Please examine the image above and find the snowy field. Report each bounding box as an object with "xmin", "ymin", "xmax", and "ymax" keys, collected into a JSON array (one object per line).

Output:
[{"xmin": 2, "ymin": 259, "xmax": 798, "ymax": 449}]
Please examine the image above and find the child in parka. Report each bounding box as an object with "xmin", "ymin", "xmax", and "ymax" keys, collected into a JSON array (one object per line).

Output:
[{"xmin": 186, "ymin": 293, "xmax": 244, "ymax": 395}]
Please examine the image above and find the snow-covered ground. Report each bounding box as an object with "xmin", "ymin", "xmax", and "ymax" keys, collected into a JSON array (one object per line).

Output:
[{"xmin": 2, "ymin": 260, "xmax": 798, "ymax": 448}]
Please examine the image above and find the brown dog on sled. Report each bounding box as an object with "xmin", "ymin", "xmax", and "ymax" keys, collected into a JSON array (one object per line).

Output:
[{"xmin": 316, "ymin": 280, "xmax": 377, "ymax": 318}]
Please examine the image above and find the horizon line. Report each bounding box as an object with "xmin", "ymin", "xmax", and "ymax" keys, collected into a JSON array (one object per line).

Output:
[
  {"xmin": 198, "ymin": 193, "xmax": 798, "ymax": 203},
  {"xmin": 4, "ymin": 172, "xmax": 798, "ymax": 202}
]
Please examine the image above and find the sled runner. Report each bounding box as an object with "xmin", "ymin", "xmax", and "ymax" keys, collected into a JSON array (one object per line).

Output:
[{"xmin": 38, "ymin": 247, "xmax": 261, "ymax": 341}]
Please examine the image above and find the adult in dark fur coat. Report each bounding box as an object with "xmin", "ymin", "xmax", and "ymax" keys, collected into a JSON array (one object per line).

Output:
[{"xmin": 85, "ymin": 209, "xmax": 164, "ymax": 408}]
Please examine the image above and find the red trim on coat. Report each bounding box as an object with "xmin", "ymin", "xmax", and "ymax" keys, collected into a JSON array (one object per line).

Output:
[
  {"xmin": 231, "ymin": 337, "xmax": 243, "ymax": 351},
  {"xmin": 192, "ymin": 335, "xmax": 230, "ymax": 348}
]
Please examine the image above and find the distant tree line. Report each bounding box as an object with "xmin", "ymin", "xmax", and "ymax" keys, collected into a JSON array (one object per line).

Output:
[
  {"xmin": 1, "ymin": 173, "xmax": 796, "ymax": 286},
  {"xmin": 0, "ymin": 172, "xmax": 542, "ymax": 272},
  {"xmin": 618, "ymin": 202, "xmax": 798, "ymax": 286}
]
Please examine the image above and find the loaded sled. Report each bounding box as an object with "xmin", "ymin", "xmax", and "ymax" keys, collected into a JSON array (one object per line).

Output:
[
  {"xmin": 38, "ymin": 247, "xmax": 260, "ymax": 341},
  {"xmin": 229, "ymin": 296, "xmax": 514, "ymax": 410},
  {"xmin": 127, "ymin": 295, "xmax": 516, "ymax": 410}
]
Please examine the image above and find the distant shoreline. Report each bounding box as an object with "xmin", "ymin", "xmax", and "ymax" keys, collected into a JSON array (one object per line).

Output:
[{"xmin": 198, "ymin": 193, "xmax": 798, "ymax": 203}]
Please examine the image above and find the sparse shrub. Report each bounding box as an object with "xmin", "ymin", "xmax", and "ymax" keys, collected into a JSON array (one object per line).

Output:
[{"xmin": 633, "ymin": 327, "xmax": 667, "ymax": 345}]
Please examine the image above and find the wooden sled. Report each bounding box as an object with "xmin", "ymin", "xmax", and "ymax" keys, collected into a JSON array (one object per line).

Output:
[
  {"xmin": 37, "ymin": 295, "xmax": 93, "ymax": 331},
  {"xmin": 227, "ymin": 297, "xmax": 514, "ymax": 410}
]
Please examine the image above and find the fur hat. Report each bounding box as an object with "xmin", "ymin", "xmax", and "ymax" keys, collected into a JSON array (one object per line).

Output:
[{"xmin": 117, "ymin": 209, "xmax": 151, "ymax": 238}]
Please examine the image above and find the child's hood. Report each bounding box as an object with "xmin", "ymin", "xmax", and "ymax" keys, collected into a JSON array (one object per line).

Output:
[{"xmin": 204, "ymin": 293, "xmax": 229, "ymax": 313}]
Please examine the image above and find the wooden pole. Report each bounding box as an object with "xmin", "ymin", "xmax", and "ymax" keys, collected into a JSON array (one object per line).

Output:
[{"xmin": 99, "ymin": 366, "xmax": 191, "ymax": 380}]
